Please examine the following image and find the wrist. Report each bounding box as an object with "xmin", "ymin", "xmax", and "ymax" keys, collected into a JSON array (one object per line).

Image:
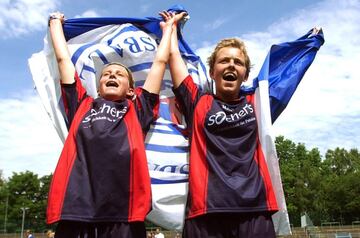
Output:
[{"xmin": 48, "ymin": 13, "xmax": 64, "ymax": 26}]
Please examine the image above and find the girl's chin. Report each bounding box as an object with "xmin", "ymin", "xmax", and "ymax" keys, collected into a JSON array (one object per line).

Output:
[{"xmin": 101, "ymin": 92, "xmax": 124, "ymax": 101}]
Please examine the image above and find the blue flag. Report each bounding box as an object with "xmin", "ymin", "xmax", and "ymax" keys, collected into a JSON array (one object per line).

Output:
[
  {"xmin": 243, "ymin": 28, "xmax": 324, "ymax": 235},
  {"xmin": 254, "ymin": 29, "xmax": 325, "ymax": 122}
]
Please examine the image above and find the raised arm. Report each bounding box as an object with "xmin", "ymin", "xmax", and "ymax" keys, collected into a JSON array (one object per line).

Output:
[
  {"xmin": 48, "ymin": 12, "xmax": 75, "ymax": 84},
  {"xmin": 142, "ymin": 11, "xmax": 175, "ymax": 94},
  {"xmin": 168, "ymin": 12, "xmax": 189, "ymax": 89}
]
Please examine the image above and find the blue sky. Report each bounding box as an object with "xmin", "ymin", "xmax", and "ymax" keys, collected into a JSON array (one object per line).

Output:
[{"xmin": 1, "ymin": 0, "xmax": 359, "ymax": 179}]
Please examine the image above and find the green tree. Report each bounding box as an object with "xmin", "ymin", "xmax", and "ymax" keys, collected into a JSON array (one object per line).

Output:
[
  {"xmin": 0, "ymin": 170, "xmax": 4, "ymax": 186},
  {"xmin": 37, "ymin": 174, "xmax": 54, "ymax": 232},
  {"xmin": 5, "ymin": 171, "xmax": 47, "ymax": 232},
  {"xmin": 321, "ymin": 148, "xmax": 360, "ymax": 224},
  {"xmin": 0, "ymin": 170, "xmax": 9, "ymax": 233},
  {"xmin": 276, "ymin": 136, "xmax": 299, "ymax": 225},
  {"xmin": 1, "ymin": 171, "xmax": 53, "ymax": 233},
  {"xmin": 6, "ymin": 171, "xmax": 39, "ymax": 232},
  {"xmin": 276, "ymin": 136, "xmax": 322, "ymax": 226}
]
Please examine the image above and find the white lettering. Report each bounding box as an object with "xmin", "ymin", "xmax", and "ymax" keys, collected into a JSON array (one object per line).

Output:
[
  {"xmin": 82, "ymin": 103, "xmax": 127, "ymax": 124},
  {"xmin": 208, "ymin": 114, "xmax": 216, "ymax": 126},
  {"xmin": 207, "ymin": 103, "xmax": 255, "ymax": 126},
  {"xmin": 110, "ymin": 107, "xmax": 116, "ymax": 117}
]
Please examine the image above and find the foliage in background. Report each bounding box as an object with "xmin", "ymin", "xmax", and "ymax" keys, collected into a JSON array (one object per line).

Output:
[
  {"xmin": 276, "ymin": 136, "xmax": 360, "ymax": 226},
  {"xmin": 0, "ymin": 171, "xmax": 55, "ymax": 233}
]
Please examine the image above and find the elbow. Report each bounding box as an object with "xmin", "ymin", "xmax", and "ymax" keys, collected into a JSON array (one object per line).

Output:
[{"xmin": 56, "ymin": 56, "xmax": 70, "ymax": 65}]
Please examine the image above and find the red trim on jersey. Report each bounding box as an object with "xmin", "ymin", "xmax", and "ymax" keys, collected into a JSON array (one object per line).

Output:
[
  {"xmin": 188, "ymin": 96, "xmax": 212, "ymax": 218},
  {"xmin": 124, "ymin": 103, "xmax": 152, "ymax": 222},
  {"xmin": 74, "ymin": 73, "xmax": 86, "ymax": 101},
  {"xmin": 134, "ymin": 88, "xmax": 143, "ymax": 111},
  {"xmin": 183, "ymin": 75, "xmax": 199, "ymax": 103},
  {"xmin": 46, "ymin": 97, "xmax": 93, "ymax": 224},
  {"xmin": 169, "ymin": 97, "xmax": 183, "ymax": 125},
  {"xmin": 160, "ymin": 97, "xmax": 182, "ymax": 125},
  {"xmin": 246, "ymin": 94, "xmax": 252, "ymax": 103},
  {"xmin": 254, "ymin": 142, "xmax": 279, "ymax": 211},
  {"xmin": 152, "ymin": 99, "xmax": 160, "ymax": 121}
]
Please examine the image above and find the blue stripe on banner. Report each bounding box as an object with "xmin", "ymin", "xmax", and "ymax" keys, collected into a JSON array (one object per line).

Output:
[
  {"xmin": 128, "ymin": 62, "xmax": 152, "ymax": 72},
  {"xmin": 159, "ymin": 103, "xmax": 171, "ymax": 121},
  {"xmin": 154, "ymin": 121, "xmax": 179, "ymax": 126},
  {"xmin": 108, "ymin": 44, "xmax": 124, "ymax": 57},
  {"xmin": 71, "ymin": 42, "xmax": 98, "ymax": 65},
  {"xmin": 149, "ymin": 128, "xmax": 182, "ymax": 135},
  {"xmin": 81, "ymin": 65, "xmax": 96, "ymax": 73},
  {"xmin": 188, "ymin": 68, "xmax": 199, "ymax": 75},
  {"xmin": 95, "ymin": 49, "xmax": 109, "ymax": 64},
  {"xmin": 107, "ymin": 25, "xmax": 140, "ymax": 45},
  {"xmin": 152, "ymin": 121, "xmax": 187, "ymax": 136},
  {"xmin": 79, "ymin": 65, "xmax": 96, "ymax": 79},
  {"xmin": 146, "ymin": 144, "xmax": 188, "ymax": 153},
  {"xmin": 151, "ymin": 178, "xmax": 188, "ymax": 184}
]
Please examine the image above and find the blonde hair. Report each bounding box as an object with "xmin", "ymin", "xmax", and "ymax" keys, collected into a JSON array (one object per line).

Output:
[
  {"xmin": 101, "ymin": 62, "xmax": 135, "ymax": 88},
  {"xmin": 207, "ymin": 38, "xmax": 251, "ymax": 78}
]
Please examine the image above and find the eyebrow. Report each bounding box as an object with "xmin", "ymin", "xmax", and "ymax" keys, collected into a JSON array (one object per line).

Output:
[
  {"xmin": 102, "ymin": 69, "xmax": 127, "ymax": 74},
  {"xmin": 217, "ymin": 56, "xmax": 244, "ymax": 61}
]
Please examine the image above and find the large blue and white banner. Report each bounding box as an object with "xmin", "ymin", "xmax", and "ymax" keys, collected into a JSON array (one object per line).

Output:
[{"xmin": 28, "ymin": 5, "xmax": 324, "ymax": 235}]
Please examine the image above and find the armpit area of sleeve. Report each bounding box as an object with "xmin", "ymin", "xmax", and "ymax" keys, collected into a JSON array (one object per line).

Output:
[
  {"xmin": 135, "ymin": 87, "xmax": 159, "ymax": 105},
  {"xmin": 61, "ymin": 81, "xmax": 76, "ymax": 88},
  {"xmin": 61, "ymin": 73, "xmax": 78, "ymax": 88},
  {"xmin": 135, "ymin": 87, "xmax": 159, "ymax": 98},
  {"xmin": 172, "ymin": 74, "xmax": 193, "ymax": 92}
]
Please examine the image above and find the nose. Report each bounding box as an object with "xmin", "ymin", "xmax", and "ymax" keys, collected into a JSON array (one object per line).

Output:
[
  {"xmin": 228, "ymin": 59, "xmax": 235, "ymax": 68},
  {"xmin": 109, "ymin": 72, "xmax": 116, "ymax": 78}
]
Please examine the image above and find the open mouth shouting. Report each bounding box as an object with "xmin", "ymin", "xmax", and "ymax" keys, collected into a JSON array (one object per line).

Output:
[
  {"xmin": 222, "ymin": 72, "xmax": 237, "ymax": 81},
  {"xmin": 105, "ymin": 80, "xmax": 119, "ymax": 88}
]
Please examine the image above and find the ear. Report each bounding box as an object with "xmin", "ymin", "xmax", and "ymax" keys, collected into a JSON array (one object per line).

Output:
[
  {"xmin": 243, "ymin": 74, "xmax": 249, "ymax": 82},
  {"xmin": 126, "ymin": 87, "xmax": 134, "ymax": 98},
  {"xmin": 209, "ymin": 69, "xmax": 214, "ymax": 79}
]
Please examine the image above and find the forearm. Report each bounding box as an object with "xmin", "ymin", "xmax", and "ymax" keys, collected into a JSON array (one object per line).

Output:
[
  {"xmin": 49, "ymin": 13, "xmax": 75, "ymax": 84},
  {"xmin": 154, "ymin": 26, "xmax": 172, "ymax": 65},
  {"xmin": 169, "ymin": 25, "xmax": 188, "ymax": 89},
  {"xmin": 142, "ymin": 24, "xmax": 173, "ymax": 94}
]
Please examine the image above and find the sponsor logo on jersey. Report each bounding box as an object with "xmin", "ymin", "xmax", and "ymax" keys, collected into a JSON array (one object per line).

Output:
[
  {"xmin": 207, "ymin": 103, "xmax": 254, "ymax": 126},
  {"xmin": 82, "ymin": 102, "xmax": 127, "ymax": 123}
]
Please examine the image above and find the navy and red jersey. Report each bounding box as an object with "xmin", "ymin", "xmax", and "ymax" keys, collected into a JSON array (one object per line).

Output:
[
  {"xmin": 47, "ymin": 73, "xmax": 159, "ymax": 224},
  {"xmin": 173, "ymin": 75, "xmax": 279, "ymax": 219}
]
